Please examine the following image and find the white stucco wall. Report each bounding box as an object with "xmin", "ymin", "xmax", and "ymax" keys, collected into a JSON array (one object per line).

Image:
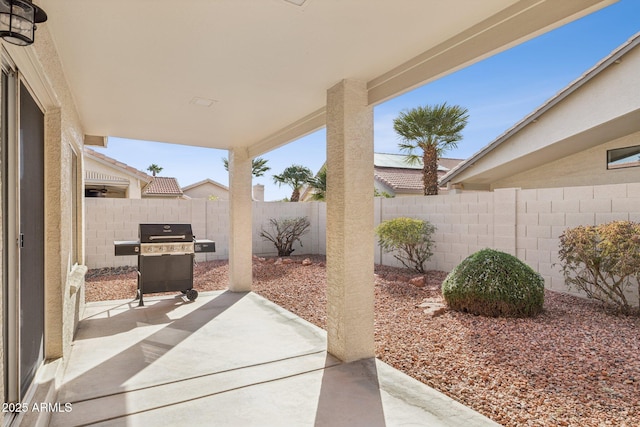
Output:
[
  {"xmin": 183, "ymin": 182, "xmax": 229, "ymax": 200},
  {"xmin": 34, "ymin": 25, "xmax": 87, "ymax": 360},
  {"xmin": 493, "ymin": 130, "xmax": 640, "ymax": 189},
  {"xmin": 0, "ymin": 24, "xmax": 86, "ymax": 416},
  {"xmin": 85, "ymin": 155, "xmax": 147, "ymax": 198},
  {"xmin": 451, "ymin": 42, "xmax": 640, "ymax": 188}
]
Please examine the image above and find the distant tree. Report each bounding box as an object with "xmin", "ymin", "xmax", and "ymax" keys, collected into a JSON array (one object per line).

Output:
[
  {"xmin": 393, "ymin": 103, "xmax": 468, "ymax": 195},
  {"xmin": 306, "ymin": 167, "xmax": 327, "ymax": 201},
  {"xmin": 147, "ymin": 164, "xmax": 163, "ymax": 176},
  {"xmin": 222, "ymin": 157, "xmax": 271, "ymax": 177},
  {"xmin": 272, "ymin": 164, "xmax": 312, "ymax": 202}
]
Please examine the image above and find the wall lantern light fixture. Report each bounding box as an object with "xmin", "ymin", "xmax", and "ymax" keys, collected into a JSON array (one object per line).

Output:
[{"xmin": 0, "ymin": 0, "xmax": 47, "ymax": 46}]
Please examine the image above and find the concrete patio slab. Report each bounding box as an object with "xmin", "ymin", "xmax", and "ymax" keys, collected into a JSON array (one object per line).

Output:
[{"xmin": 49, "ymin": 291, "xmax": 500, "ymax": 427}]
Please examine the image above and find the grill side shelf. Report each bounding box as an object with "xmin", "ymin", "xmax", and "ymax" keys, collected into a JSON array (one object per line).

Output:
[
  {"xmin": 114, "ymin": 241, "xmax": 140, "ymax": 256},
  {"xmin": 194, "ymin": 239, "xmax": 216, "ymax": 253}
]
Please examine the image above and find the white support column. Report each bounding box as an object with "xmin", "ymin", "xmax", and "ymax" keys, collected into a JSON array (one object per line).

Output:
[
  {"xmin": 228, "ymin": 148, "xmax": 253, "ymax": 292},
  {"xmin": 326, "ymin": 79, "xmax": 375, "ymax": 362}
]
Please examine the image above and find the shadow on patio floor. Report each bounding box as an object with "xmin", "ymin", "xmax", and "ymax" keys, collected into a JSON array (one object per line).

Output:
[{"xmin": 46, "ymin": 291, "xmax": 499, "ymax": 427}]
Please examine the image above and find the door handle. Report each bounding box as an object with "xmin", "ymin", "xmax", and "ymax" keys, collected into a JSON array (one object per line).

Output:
[{"xmin": 19, "ymin": 233, "xmax": 24, "ymax": 248}]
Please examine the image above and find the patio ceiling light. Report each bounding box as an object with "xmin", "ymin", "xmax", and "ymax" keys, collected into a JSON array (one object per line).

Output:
[{"xmin": 0, "ymin": 0, "xmax": 47, "ymax": 46}]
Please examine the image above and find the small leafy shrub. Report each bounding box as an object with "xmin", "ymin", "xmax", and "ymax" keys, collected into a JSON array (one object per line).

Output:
[
  {"xmin": 260, "ymin": 217, "xmax": 311, "ymax": 256},
  {"xmin": 558, "ymin": 220, "xmax": 640, "ymax": 314},
  {"xmin": 442, "ymin": 249, "xmax": 544, "ymax": 317},
  {"xmin": 375, "ymin": 217, "xmax": 435, "ymax": 273}
]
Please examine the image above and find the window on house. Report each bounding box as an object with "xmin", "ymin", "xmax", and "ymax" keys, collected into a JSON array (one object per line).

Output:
[{"xmin": 607, "ymin": 145, "xmax": 640, "ymax": 170}]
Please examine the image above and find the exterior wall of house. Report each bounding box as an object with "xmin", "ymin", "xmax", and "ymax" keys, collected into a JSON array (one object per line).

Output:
[
  {"xmin": 86, "ymin": 182, "xmax": 640, "ymax": 306},
  {"xmin": 492, "ymin": 130, "xmax": 640, "ymax": 189},
  {"xmin": 451, "ymin": 44, "xmax": 640, "ymax": 185},
  {"xmin": 35, "ymin": 26, "xmax": 87, "ymax": 363},
  {"xmin": 183, "ymin": 182, "xmax": 229, "ymax": 200},
  {"xmin": 0, "ymin": 26, "xmax": 86, "ymax": 419},
  {"xmin": 85, "ymin": 156, "xmax": 146, "ymax": 198}
]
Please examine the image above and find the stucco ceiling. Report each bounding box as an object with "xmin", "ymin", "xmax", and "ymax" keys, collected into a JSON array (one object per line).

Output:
[{"xmin": 40, "ymin": 0, "xmax": 615, "ymax": 156}]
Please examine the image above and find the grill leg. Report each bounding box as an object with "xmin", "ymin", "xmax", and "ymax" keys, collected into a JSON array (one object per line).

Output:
[{"xmin": 137, "ymin": 268, "xmax": 144, "ymax": 307}]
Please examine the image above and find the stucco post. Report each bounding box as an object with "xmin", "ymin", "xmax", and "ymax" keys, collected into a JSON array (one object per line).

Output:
[
  {"xmin": 44, "ymin": 107, "xmax": 64, "ymax": 359},
  {"xmin": 326, "ymin": 79, "xmax": 375, "ymax": 362},
  {"xmin": 228, "ymin": 148, "xmax": 253, "ymax": 292}
]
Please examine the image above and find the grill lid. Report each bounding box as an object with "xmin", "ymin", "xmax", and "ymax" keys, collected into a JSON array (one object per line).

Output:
[{"xmin": 139, "ymin": 223, "xmax": 194, "ymax": 243}]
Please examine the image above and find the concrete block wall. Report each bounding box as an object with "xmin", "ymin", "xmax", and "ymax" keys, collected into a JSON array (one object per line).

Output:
[
  {"xmin": 375, "ymin": 190, "xmax": 501, "ymax": 273},
  {"xmin": 86, "ymin": 199, "xmax": 198, "ymax": 268},
  {"xmin": 85, "ymin": 199, "xmax": 325, "ymax": 268},
  {"xmin": 86, "ymin": 183, "xmax": 639, "ymax": 304},
  {"xmin": 252, "ymin": 201, "xmax": 323, "ymax": 256},
  {"xmin": 375, "ymin": 183, "xmax": 639, "ymax": 304},
  {"xmin": 515, "ymin": 183, "xmax": 640, "ymax": 304}
]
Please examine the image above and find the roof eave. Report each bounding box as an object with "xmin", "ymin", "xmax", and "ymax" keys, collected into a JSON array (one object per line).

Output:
[{"xmin": 441, "ymin": 31, "xmax": 640, "ymax": 186}]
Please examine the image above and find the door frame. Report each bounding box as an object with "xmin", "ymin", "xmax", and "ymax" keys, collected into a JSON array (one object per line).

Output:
[
  {"xmin": 2, "ymin": 52, "xmax": 47, "ymax": 404},
  {"xmin": 3, "ymin": 56, "xmax": 20, "ymax": 405}
]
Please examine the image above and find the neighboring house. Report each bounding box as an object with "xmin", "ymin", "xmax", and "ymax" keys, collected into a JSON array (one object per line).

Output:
[
  {"xmin": 301, "ymin": 153, "xmax": 464, "ymax": 200},
  {"xmin": 85, "ymin": 147, "xmax": 186, "ymax": 199},
  {"xmin": 441, "ymin": 32, "xmax": 640, "ymax": 191},
  {"xmin": 182, "ymin": 178, "xmax": 230, "ymax": 200},
  {"xmin": 181, "ymin": 180, "xmax": 266, "ymax": 201},
  {"xmin": 84, "ymin": 147, "xmax": 152, "ymax": 198},
  {"xmin": 373, "ymin": 153, "xmax": 464, "ymax": 197},
  {"xmin": 142, "ymin": 177, "xmax": 186, "ymax": 199}
]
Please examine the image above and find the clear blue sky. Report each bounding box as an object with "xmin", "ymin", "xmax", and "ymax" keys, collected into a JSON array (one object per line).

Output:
[{"xmin": 94, "ymin": 0, "xmax": 640, "ymax": 201}]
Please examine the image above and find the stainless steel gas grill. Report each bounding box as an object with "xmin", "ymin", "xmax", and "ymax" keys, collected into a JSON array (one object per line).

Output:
[{"xmin": 114, "ymin": 223, "xmax": 216, "ymax": 306}]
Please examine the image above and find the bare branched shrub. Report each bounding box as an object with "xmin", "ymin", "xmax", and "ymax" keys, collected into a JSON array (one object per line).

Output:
[
  {"xmin": 558, "ymin": 220, "xmax": 640, "ymax": 314},
  {"xmin": 260, "ymin": 217, "xmax": 311, "ymax": 256}
]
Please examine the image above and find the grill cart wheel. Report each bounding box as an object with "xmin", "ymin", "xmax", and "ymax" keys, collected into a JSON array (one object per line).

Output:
[{"xmin": 186, "ymin": 289, "xmax": 198, "ymax": 301}]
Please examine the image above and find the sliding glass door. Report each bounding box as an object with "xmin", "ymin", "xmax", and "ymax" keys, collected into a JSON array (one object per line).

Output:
[{"xmin": 2, "ymin": 65, "xmax": 45, "ymax": 403}]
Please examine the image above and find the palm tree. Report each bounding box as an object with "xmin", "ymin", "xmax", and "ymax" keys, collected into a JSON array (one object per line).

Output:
[
  {"xmin": 393, "ymin": 103, "xmax": 468, "ymax": 195},
  {"xmin": 147, "ymin": 164, "xmax": 163, "ymax": 177},
  {"xmin": 222, "ymin": 157, "xmax": 271, "ymax": 177},
  {"xmin": 272, "ymin": 164, "xmax": 312, "ymax": 202},
  {"xmin": 306, "ymin": 166, "xmax": 327, "ymax": 201}
]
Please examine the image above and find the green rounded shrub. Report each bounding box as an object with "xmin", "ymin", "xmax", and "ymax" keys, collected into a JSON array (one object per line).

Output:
[
  {"xmin": 375, "ymin": 217, "xmax": 436, "ymax": 273},
  {"xmin": 442, "ymin": 249, "xmax": 544, "ymax": 317}
]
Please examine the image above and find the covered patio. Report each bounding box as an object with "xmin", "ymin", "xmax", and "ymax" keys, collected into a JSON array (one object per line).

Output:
[
  {"xmin": 42, "ymin": 0, "xmax": 617, "ymax": 363},
  {"xmin": 46, "ymin": 291, "xmax": 498, "ymax": 426},
  {"xmin": 1, "ymin": 0, "xmax": 620, "ymax": 425}
]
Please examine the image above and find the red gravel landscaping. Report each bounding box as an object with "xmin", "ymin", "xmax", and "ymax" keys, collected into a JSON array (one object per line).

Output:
[{"xmin": 85, "ymin": 256, "xmax": 640, "ymax": 427}]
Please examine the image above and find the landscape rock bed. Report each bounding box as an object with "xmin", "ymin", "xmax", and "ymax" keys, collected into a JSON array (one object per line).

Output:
[{"xmin": 85, "ymin": 256, "xmax": 640, "ymax": 427}]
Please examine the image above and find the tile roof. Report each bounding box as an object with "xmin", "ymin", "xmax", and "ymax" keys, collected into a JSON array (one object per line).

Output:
[
  {"xmin": 374, "ymin": 157, "xmax": 465, "ymax": 192},
  {"xmin": 374, "ymin": 167, "xmax": 423, "ymax": 192},
  {"xmin": 143, "ymin": 177, "xmax": 184, "ymax": 196}
]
